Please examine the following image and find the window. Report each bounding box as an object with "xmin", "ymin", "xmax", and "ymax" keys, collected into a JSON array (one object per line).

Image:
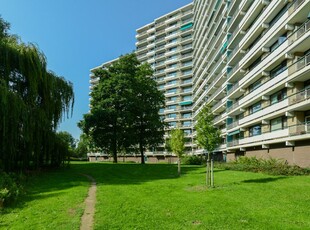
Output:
[
  {"xmin": 168, "ymin": 96, "xmax": 177, "ymax": 101},
  {"xmin": 183, "ymin": 95, "xmax": 192, "ymax": 101},
  {"xmin": 248, "ymin": 56, "xmax": 262, "ymax": 71},
  {"xmin": 249, "ymin": 125, "xmax": 261, "ymax": 136},
  {"xmin": 183, "ymin": 87, "xmax": 192, "ymax": 93},
  {"xmin": 168, "ymin": 113, "xmax": 177, "ymax": 119},
  {"xmin": 158, "ymin": 84, "xmax": 164, "ymax": 89},
  {"xmin": 269, "ymin": 3, "xmax": 289, "ymax": 27},
  {"xmin": 270, "ymin": 60, "xmax": 287, "ymax": 77},
  {"xmin": 182, "ymin": 113, "xmax": 191, "ymax": 118},
  {"xmin": 184, "ymin": 129, "xmax": 192, "ymax": 136},
  {"xmin": 183, "ymin": 78, "xmax": 192, "ymax": 84},
  {"xmin": 167, "ymin": 71, "xmax": 177, "ymax": 77},
  {"xmin": 168, "ymin": 63, "xmax": 177, "ymax": 69},
  {"xmin": 169, "ymin": 47, "xmax": 177, "ymax": 51},
  {"xmin": 167, "ymin": 88, "xmax": 177, "ymax": 94},
  {"xmin": 183, "ymin": 61, "xmax": 192, "ymax": 67},
  {"xmin": 270, "ymin": 116, "xmax": 287, "ymax": 132},
  {"xmin": 167, "ymin": 80, "xmax": 177, "ymax": 85},
  {"xmin": 249, "ymin": 101, "xmax": 261, "ymax": 114},
  {"xmin": 182, "ymin": 69, "xmax": 192, "ymax": 75},
  {"xmin": 249, "ymin": 79, "xmax": 262, "ymax": 92},
  {"xmin": 159, "ymin": 108, "xmax": 164, "ymax": 113},
  {"xmin": 270, "ymin": 89, "xmax": 286, "ymax": 105},
  {"xmin": 167, "ymin": 105, "xmax": 177, "ymax": 110},
  {"xmin": 270, "ymin": 33, "xmax": 287, "ymax": 52},
  {"xmin": 168, "ymin": 55, "xmax": 177, "ymax": 60},
  {"xmin": 169, "ymin": 122, "xmax": 177, "ymax": 127},
  {"xmin": 183, "ymin": 121, "xmax": 191, "ymax": 127},
  {"xmin": 169, "ymin": 38, "xmax": 177, "ymax": 43}
]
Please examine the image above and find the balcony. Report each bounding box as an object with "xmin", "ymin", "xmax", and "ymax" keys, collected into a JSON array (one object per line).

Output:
[{"xmin": 239, "ymin": 129, "xmax": 289, "ymax": 145}]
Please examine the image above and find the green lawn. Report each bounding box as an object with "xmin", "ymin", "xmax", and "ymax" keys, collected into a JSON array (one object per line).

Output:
[{"xmin": 1, "ymin": 162, "xmax": 310, "ymax": 230}]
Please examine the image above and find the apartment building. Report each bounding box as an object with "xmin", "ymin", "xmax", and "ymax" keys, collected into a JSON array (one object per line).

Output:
[
  {"xmin": 89, "ymin": 0, "xmax": 310, "ymax": 166},
  {"xmin": 135, "ymin": 3, "xmax": 194, "ymax": 153},
  {"xmin": 193, "ymin": 0, "xmax": 310, "ymax": 167}
]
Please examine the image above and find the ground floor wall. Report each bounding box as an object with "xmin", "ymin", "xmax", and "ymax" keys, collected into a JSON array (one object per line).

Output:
[
  {"xmin": 88, "ymin": 155, "xmax": 178, "ymax": 164},
  {"xmin": 226, "ymin": 140, "xmax": 310, "ymax": 168}
]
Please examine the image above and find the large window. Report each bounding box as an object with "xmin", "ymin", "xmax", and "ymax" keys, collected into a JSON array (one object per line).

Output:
[
  {"xmin": 182, "ymin": 113, "xmax": 191, "ymax": 118},
  {"xmin": 183, "ymin": 87, "xmax": 192, "ymax": 93},
  {"xmin": 249, "ymin": 125, "xmax": 261, "ymax": 136},
  {"xmin": 168, "ymin": 113, "xmax": 177, "ymax": 119},
  {"xmin": 167, "ymin": 71, "xmax": 177, "ymax": 77},
  {"xmin": 183, "ymin": 121, "xmax": 191, "ymax": 127},
  {"xmin": 270, "ymin": 116, "xmax": 287, "ymax": 132},
  {"xmin": 249, "ymin": 101, "xmax": 261, "ymax": 114},
  {"xmin": 270, "ymin": 33, "xmax": 287, "ymax": 52},
  {"xmin": 249, "ymin": 78, "xmax": 262, "ymax": 93},
  {"xmin": 270, "ymin": 89, "xmax": 286, "ymax": 105},
  {"xmin": 167, "ymin": 105, "xmax": 177, "ymax": 110},
  {"xmin": 167, "ymin": 88, "xmax": 177, "ymax": 93},
  {"xmin": 167, "ymin": 80, "xmax": 177, "ymax": 85},
  {"xmin": 270, "ymin": 60, "xmax": 287, "ymax": 77},
  {"xmin": 248, "ymin": 56, "xmax": 262, "ymax": 71},
  {"xmin": 183, "ymin": 95, "xmax": 192, "ymax": 101}
]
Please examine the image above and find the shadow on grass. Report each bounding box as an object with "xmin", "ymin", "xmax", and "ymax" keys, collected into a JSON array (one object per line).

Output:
[
  {"xmin": 2, "ymin": 162, "xmax": 202, "ymax": 211},
  {"xmin": 71, "ymin": 162, "xmax": 202, "ymax": 186},
  {"xmin": 241, "ymin": 177, "xmax": 287, "ymax": 184}
]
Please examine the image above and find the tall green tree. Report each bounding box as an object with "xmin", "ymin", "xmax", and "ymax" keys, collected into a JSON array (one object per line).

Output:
[
  {"xmin": 195, "ymin": 104, "xmax": 221, "ymax": 187},
  {"xmin": 130, "ymin": 62, "xmax": 165, "ymax": 164},
  {"xmin": 75, "ymin": 133, "xmax": 90, "ymax": 158},
  {"xmin": 170, "ymin": 128, "xmax": 185, "ymax": 176},
  {"xmin": 0, "ymin": 17, "xmax": 74, "ymax": 171},
  {"xmin": 80, "ymin": 53, "xmax": 165, "ymax": 163}
]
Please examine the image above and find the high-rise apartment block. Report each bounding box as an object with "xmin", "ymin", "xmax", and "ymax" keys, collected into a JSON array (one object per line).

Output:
[
  {"xmin": 90, "ymin": 0, "xmax": 310, "ymax": 166},
  {"xmin": 135, "ymin": 3, "xmax": 194, "ymax": 153}
]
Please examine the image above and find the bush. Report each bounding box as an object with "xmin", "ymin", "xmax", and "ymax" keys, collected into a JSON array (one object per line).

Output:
[
  {"xmin": 183, "ymin": 155, "xmax": 206, "ymax": 165},
  {"xmin": 0, "ymin": 172, "xmax": 24, "ymax": 208},
  {"xmin": 215, "ymin": 156, "xmax": 310, "ymax": 176}
]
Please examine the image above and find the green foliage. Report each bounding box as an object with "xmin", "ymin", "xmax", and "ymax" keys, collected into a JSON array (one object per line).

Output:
[
  {"xmin": 183, "ymin": 155, "xmax": 206, "ymax": 165},
  {"xmin": 195, "ymin": 104, "xmax": 221, "ymax": 154},
  {"xmin": 216, "ymin": 156, "xmax": 310, "ymax": 176},
  {"xmin": 169, "ymin": 129, "xmax": 185, "ymax": 158},
  {"xmin": 0, "ymin": 172, "xmax": 24, "ymax": 207},
  {"xmin": 80, "ymin": 53, "xmax": 165, "ymax": 163},
  {"xmin": 74, "ymin": 134, "xmax": 89, "ymax": 158},
  {"xmin": 0, "ymin": 17, "xmax": 74, "ymax": 171}
]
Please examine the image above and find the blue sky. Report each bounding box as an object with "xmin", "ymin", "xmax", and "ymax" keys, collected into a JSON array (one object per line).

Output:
[{"xmin": 0, "ymin": 0, "xmax": 192, "ymax": 139}]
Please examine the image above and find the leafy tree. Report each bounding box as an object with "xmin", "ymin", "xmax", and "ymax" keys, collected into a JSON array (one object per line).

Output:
[
  {"xmin": 0, "ymin": 17, "xmax": 74, "ymax": 171},
  {"xmin": 195, "ymin": 104, "xmax": 221, "ymax": 187},
  {"xmin": 75, "ymin": 134, "xmax": 90, "ymax": 158},
  {"xmin": 80, "ymin": 53, "xmax": 165, "ymax": 163},
  {"xmin": 57, "ymin": 131, "xmax": 76, "ymax": 158},
  {"xmin": 170, "ymin": 128, "xmax": 185, "ymax": 176},
  {"xmin": 130, "ymin": 62, "xmax": 165, "ymax": 164}
]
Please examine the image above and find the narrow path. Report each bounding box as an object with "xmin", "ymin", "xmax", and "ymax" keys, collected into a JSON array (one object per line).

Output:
[{"xmin": 80, "ymin": 174, "xmax": 97, "ymax": 230}]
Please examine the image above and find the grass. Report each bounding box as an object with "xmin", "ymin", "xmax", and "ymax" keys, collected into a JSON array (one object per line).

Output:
[{"xmin": 1, "ymin": 162, "xmax": 310, "ymax": 229}]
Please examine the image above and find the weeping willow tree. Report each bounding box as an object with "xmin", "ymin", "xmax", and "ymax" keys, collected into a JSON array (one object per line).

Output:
[{"xmin": 0, "ymin": 17, "xmax": 74, "ymax": 172}]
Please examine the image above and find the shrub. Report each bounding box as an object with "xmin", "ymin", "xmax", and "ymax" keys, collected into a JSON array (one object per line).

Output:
[
  {"xmin": 215, "ymin": 157, "xmax": 310, "ymax": 176},
  {"xmin": 183, "ymin": 155, "xmax": 206, "ymax": 165},
  {"xmin": 0, "ymin": 172, "xmax": 24, "ymax": 208}
]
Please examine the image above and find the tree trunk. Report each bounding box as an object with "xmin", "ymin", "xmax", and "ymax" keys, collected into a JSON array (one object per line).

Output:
[
  {"xmin": 206, "ymin": 152, "xmax": 211, "ymax": 187},
  {"xmin": 178, "ymin": 157, "xmax": 181, "ymax": 176},
  {"xmin": 140, "ymin": 141, "xmax": 145, "ymax": 164},
  {"xmin": 211, "ymin": 156, "xmax": 214, "ymax": 187},
  {"xmin": 112, "ymin": 125, "xmax": 117, "ymax": 163}
]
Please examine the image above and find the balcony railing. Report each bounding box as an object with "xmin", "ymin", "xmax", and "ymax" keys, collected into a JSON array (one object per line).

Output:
[
  {"xmin": 288, "ymin": 88, "xmax": 310, "ymax": 106},
  {"xmin": 227, "ymin": 120, "xmax": 239, "ymax": 130},
  {"xmin": 227, "ymin": 21, "xmax": 310, "ymax": 98},
  {"xmin": 289, "ymin": 122, "xmax": 310, "ymax": 136}
]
